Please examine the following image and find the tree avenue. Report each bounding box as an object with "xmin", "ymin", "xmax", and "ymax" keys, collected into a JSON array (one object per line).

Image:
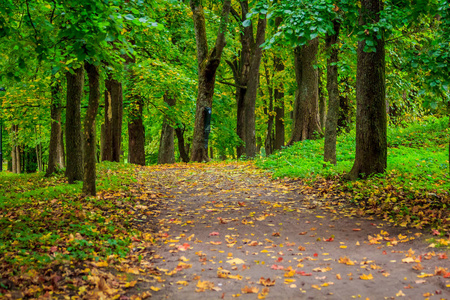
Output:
[{"xmin": 0, "ymin": 0, "xmax": 448, "ymax": 191}]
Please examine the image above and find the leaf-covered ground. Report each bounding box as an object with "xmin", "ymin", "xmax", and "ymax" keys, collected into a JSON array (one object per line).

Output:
[
  {"xmin": 136, "ymin": 162, "xmax": 449, "ymax": 299},
  {"xmin": 0, "ymin": 161, "xmax": 449, "ymax": 299}
]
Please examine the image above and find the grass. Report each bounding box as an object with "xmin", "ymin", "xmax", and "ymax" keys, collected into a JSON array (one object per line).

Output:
[{"xmin": 257, "ymin": 116, "xmax": 449, "ymax": 234}]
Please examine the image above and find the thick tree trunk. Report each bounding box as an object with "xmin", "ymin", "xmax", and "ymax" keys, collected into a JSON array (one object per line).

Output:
[
  {"xmin": 324, "ymin": 21, "xmax": 341, "ymax": 165},
  {"xmin": 158, "ymin": 94, "xmax": 176, "ymax": 164},
  {"xmin": 175, "ymin": 127, "xmax": 190, "ymax": 163},
  {"xmin": 102, "ymin": 77, "xmax": 123, "ymax": 162},
  {"xmin": 127, "ymin": 63, "xmax": 146, "ymax": 166},
  {"xmin": 235, "ymin": 1, "xmax": 253, "ymax": 158},
  {"xmin": 128, "ymin": 109, "xmax": 145, "ymax": 165},
  {"xmin": 190, "ymin": 0, "xmax": 231, "ymax": 162},
  {"xmin": 82, "ymin": 62, "xmax": 100, "ymax": 196},
  {"xmin": 233, "ymin": 2, "xmax": 266, "ymax": 158},
  {"xmin": 347, "ymin": 0, "xmax": 386, "ymax": 180},
  {"xmin": 46, "ymin": 77, "xmax": 64, "ymax": 176},
  {"xmin": 65, "ymin": 67, "xmax": 84, "ymax": 184},
  {"xmin": 289, "ymin": 38, "xmax": 322, "ymax": 144},
  {"xmin": 244, "ymin": 17, "xmax": 266, "ymax": 158},
  {"xmin": 273, "ymin": 51, "xmax": 285, "ymax": 151}
]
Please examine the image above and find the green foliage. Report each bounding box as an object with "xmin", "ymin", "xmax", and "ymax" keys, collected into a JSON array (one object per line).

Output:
[{"xmin": 257, "ymin": 116, "xmax": 449, "ymax": 230}]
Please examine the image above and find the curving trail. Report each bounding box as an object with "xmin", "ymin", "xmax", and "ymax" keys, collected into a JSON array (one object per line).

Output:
[{"xmin": 138, "ymin": 162, "xmax": 449, "ymax": 300}]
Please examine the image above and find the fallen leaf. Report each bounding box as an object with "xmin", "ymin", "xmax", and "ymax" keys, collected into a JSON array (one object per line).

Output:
[
  {"xmin": 257, "ymin": 287, "xmax": 270, "ymax": 299},
  {"xmin": 359, "ymin": 274, "xmax": 373, "ymax": 280},
  {"xmin": 227, "ymin": 258, "xmax": 245, "ymax": 265},
  {"xmin": 259, "ymin": 277, "xmax": 275, "ymax": 287},
  {"xmin": 241, "ymin": 286, "xmax": 259, "ymax": 294}
]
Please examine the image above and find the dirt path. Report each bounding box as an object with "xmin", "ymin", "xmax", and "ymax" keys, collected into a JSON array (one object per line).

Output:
[{"xmin": 139, "ymin": 162, "xmax": 449, "ymax": 300}]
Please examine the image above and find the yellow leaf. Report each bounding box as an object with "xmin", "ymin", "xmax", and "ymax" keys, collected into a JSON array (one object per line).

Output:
[
  {"xmin": 150, "ymin": 286, "xmax": 160, "ymax": 291},
  {"xmin": 227, "ymin": 258, "xmax": 245, "ymax": 265},
  {"xmin": 311, "ymin": 284, "xmax": 321, "ymax": 290},
  {"xmin": 417, "ymin": 273, "xmax": 434, "ymax": 278},
  {"xmin": 359, "ymin": 274, "xmax": 373, "ymax": 280},
  {"xmin": 176, "ymin": 281, "xmax": 189, "ymax": 286},
  {"xmin": 122, "ymin": 280, "xmax": 137, "ymax": 288},
  {"xmin": 258, "ymin": 287, "xmax": 270, "ymax": 299},
  {"xmin": 228, "ymin": 274, "xmax": 243, "ymax": 280}
]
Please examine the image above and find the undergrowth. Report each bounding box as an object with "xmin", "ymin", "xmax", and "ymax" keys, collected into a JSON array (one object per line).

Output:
[
  {"xmin": 257, "ymin": 116, "xmax": 450, "ymax": 238},
  {"xmin": 0, "ymin": 162, "xmax": 149, "ymax": 274}
]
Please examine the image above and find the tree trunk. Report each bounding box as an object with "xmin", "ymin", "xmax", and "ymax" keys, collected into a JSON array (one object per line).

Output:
[
  {"xmin": 65, "ymin": 67, "xmax": 84, "ymax": 183},
  {"xmin": 318, "ymin": 68, "xmax": 327, "ymax": 131},
  {"xmin": 102, "ymin": 77, "xmax": 123, "ymax": 162},
  {"xmin": 244, "ymin": 17, "xmax": 266, "ymax": 158},
  {"xmin": 273, "ymin": 49, "xmax": 285, "ymax": 151},
  {"xmin": 232, "ymin": 2, "xmax": 266, "ymax": 158},
  {"xmin": 127, "ymin": 62, "xmax": 146, "ymax": 166},
  {"xmin": 128, "ymin": 108, "xmax": 145, "ymax": 165},
  {"xmin": 347, "ymin": 0, "xmax": 386, "ymax": 180},
  {"xmin": 263, "ymin": 60, "xmax": 274, "ymax": 156},
  {"xmin": 46, "ymin": 76, "xmax": 64, "ymax": 176},
  {"xmin": 36, "ymin": 142, "xmax": 43, "ymax": 172},
  {"xmin": 324, "ymin": 20, "xmax": 341, "ymax": 165},
  {"xmin": 289, "ymin": 38, "xmax": 322, "ymax": 145},
  {"xmin": 190, "ymin": 0, "xmax": 232, "ymax": 162},
  {"xmin": 158, "ymin": 94, "xmax": 176, "ymax": 164},
  {"xmin": 82, "ymin": 62, "xmax": 100, "ymax": 196},
  {"xmin": 338, "ymin": 84, "xmax": 352, "ymax": 133},
  {"xmin": 11, "ymin": 124, "xmax": 20, "ymax": 173},
  {"xmin": 175, "ymin": 127, "xmax": 190, "ymax": 163}
]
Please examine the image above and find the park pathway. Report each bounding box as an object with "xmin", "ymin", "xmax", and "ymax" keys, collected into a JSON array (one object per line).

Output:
[{"xmin": 138, "ymin": 162, "xmax": 449, "ymax": 299}]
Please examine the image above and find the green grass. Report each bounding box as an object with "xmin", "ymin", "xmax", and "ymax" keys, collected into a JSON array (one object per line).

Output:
[{"xmin": 257, "ymin": 116, "xmax": 449, "ymax": 232}]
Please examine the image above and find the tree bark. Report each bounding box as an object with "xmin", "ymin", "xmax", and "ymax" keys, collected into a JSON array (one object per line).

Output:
[
  {"xmin": 127, "ymin": 62, "xmax": 146, "ymax": 166},
  {"xmin": 232, "ymin": 2, "xmax": 266, "ymax": 158},
  {"xmin": 289, "ymin": 38, "xmax": 322, "ymax": 145},
  {"xmin": 175, "ymin": 127, "xmax": 190, "ymax": 163},
  {"xmin": 318, "ymin": 68, "xmax": 327, "ymax": 131},
  {"xmin": 263, "ymin": 60, "xmax": 274, "ymax": 156},
  {"xmin": 243, "ymin": 17, "xmax": 266, "ymax": 158},
  {"xmin": 102, "ymin": 77, "xmax": 123, "ymax": 162},
  {"xmin": 82, "ymin": 62, "xmax": 100, "ymax": 196},
  {"xmin": 11, "ymin": 124, "xmax": 21, "ymax": 173},
  {"xmin": 347, "ymin": 0, "xmax": 386, "ymax": 180},
  {"xmin": 190, "ymin": 0, "xmax": 232, "ymax": 162},
  {"xmin": 158, "ymin": 93, "xmax": 176, "ymax": 164},
  {"xmin": 324, "ymin": 20, "xmax": 341, "ymax": 165},
  {"xmin": 65, "ymin": 67, "xmax": 84, "ymax": 184},
  {"xmin": 46, "ymin": 76, "xmax": 65, "ymax": 176},
  {"xmin": 273, "ymin": 50, "xmax": 285, "ymax": 151}
]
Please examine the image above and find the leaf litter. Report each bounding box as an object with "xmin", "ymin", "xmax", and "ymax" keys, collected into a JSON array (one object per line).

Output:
[{"xmin": 0, "ymin": 161, "xmax": 449, "ymax": 299}]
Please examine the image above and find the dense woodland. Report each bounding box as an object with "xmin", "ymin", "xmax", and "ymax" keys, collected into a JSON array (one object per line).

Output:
[{"xmin": 0, "ymin": 0, "xmax": 449, "ymax": 195}]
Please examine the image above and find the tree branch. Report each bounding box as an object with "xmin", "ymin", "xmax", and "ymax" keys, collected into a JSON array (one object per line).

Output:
[
  {"xmin": 217, "ymin": 80, "xmax": 246, "ymax": 89},
  {"xmin": 25, "ymin": 0, "xmax": 39, "ymax": 43}
]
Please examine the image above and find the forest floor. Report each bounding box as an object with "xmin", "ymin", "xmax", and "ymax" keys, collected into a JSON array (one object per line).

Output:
[
  {"xmin": 1, "ymin": 161, "xmax": 449, "ymax": 300},
  {"xmin": 128, "ymin": 162, "xmax": 450, "ymax": 300}
]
